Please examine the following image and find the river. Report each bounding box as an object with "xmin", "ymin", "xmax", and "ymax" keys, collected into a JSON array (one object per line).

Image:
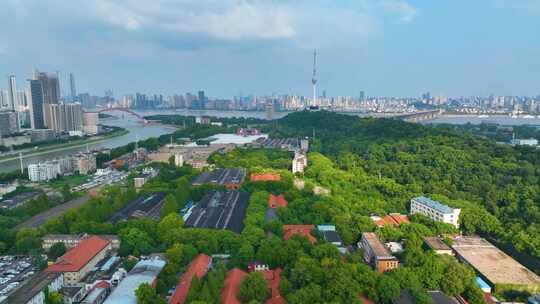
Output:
[
  {"xmin": 0, "ymin": 109, "xmax": 288, "ymax": 173},
  {"xmin": 3, "ymin": 110, "xmax": 540, "ymax": 173}
]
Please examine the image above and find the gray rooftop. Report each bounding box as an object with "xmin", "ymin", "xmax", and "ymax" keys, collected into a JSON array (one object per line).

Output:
[
  {"xmin": 192, "ymin": 168, "xmax": 246, "ymax": 186},
  {"xmin": 104, "ymin": 258, "xmax": 166, "ymax": 304},
  {"xmin": 412, "ymin": 196, "xmax": 454, "ymax": 214},
  {"xmin": 5, "ymin": 271, "xmax": 61, "ymax": 304},
  {"xmin": 185, "ymin": 190, "xmax": 249, "ymax": 233}
]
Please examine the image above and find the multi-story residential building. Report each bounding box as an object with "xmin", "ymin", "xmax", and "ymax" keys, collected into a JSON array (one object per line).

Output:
[
  {"xmin": 82, "ymin": 112, "xmax": 99, "ymax": 135},
  {"xmin": 46, "ymin": 236, "xmax": 112, "ymax": 285},
  {"xmin": 71, "ymin": 153, "xmax": 97, "ymax": 175},
  {"xmin": 410, "ymin": 196, "xmax": 461, "ymax": 228},
  {"xmin": 0, "ymin": 110, "xmax": 20, "ymax": 136},
  {"xmin": 359, "ymin": 232, "xmax": 399, "ymax": 273},
  {"xmin": 292, "ymin": 152, "xmax": 308, "ymax": 174},
  {"xmin": 45, "ymin": 102, "xmax": 83, "ymax": 133},
  {"xmin": 28, "ymin": 161, "xmax": 61, "ymax": 182}
]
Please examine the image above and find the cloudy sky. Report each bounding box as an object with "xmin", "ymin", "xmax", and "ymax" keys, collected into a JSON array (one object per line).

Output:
[{"xmin": 1, "ymin": 0, "xmax": 539, "ymax": 98}]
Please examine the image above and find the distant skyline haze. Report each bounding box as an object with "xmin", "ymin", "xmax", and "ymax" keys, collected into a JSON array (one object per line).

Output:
[{"xmin": 0, "ymin": 0, "xmax": 539, "ymax": 97}]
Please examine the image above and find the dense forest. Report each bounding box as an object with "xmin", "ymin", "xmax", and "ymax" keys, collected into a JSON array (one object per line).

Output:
[
  {"xmin": 2, "ymin": 111, "xmax": 539, "ymax": 303},
  {"xmin": 272, "ymin": 111, "xmax": 540, "ymax": 261}
]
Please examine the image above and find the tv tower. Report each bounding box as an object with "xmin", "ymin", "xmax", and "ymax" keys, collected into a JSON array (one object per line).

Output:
[{"xmin": 311, "ymin": 49, "xmax": 318, "ymax": 106}]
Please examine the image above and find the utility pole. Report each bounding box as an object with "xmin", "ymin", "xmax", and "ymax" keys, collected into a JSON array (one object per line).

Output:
[{"xmin": 19, "ymin": 152, "xmax": 24, "ymax": 174}]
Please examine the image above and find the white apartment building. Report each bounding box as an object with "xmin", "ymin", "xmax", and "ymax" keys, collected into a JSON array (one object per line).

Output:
[
  {"xmin": 410, "ymin": 196, "xmax": 461, "ymax": 228},
  {"xmin": 28, "ymin": 162, "xmax": 61, "ymax": 182},
  {"xmin": 510, "ymin": 138, "xmax": 538, "ymax": 146},
  {"xmin": 292, "ymin": 152, "xmax": 308, "ymax": 174}
]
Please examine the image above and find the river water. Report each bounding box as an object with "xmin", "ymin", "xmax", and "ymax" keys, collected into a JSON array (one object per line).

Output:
[{"xmin": 3, "ymin": 110, "xmax": 540, "ymax": 173}]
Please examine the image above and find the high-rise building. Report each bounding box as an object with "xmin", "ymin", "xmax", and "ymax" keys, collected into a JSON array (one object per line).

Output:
[
  {"xmin": 198, "ymin": 90, "xmax": 206, "ymax": 102},
  {"xmin": 34, "ymin": 71, "xmax": 60, "ymax": 128},
  {"xmin": 0, "ymin": 90, "xmax": 8, "ymax": 109},
  {"xmin": 46, "ymin": 102, "xmax": 83, "ymax": 132},
  {"xmin": 69, "ymin": 73, "xmax": 77, "ymax": 98},
  {"xmin": 0, "ymin": 111, "xmax": 20, "ymax": 136},
  {"xmin": 82, "ymin": 112, "xmax": 99, "ymax": 135},
  {"xmin": 29, "ymin": 80, "xmax": 46, "ymax": 129},
  {"xmin": 34, "ymin": 71, "xmax": 60, "ymax": 104},
  {"xmin": 359, "ymin": 91, "xmax": 365, "ymax": 102},
  {"xmin": 7, "ymin": 75, "xmax": 17, "ymax": 111}
]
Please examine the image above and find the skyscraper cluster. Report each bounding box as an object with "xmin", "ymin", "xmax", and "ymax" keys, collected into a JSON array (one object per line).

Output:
[{"xmin": 0, "ymin": 70, "xmax": 84, "ymax": 134}]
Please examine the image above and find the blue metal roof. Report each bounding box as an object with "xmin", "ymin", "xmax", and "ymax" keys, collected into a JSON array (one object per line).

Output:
[
  {"xmin": 413, "ymin": 196, "xmax": 454, "ymax": 214},
  {"xmin": 476, "ymin": 276, "xmax": 491, "ymax": 290}
]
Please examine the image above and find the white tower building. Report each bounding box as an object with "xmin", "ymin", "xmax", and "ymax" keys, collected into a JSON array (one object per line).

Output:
[{"xmin": 312, "ymin": 49, "xmax": 318, "ymax": 107}]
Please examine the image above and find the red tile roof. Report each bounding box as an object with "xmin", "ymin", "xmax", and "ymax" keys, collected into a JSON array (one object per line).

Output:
[
  {"xmin": 46, "ymin": 236, "xmax": 110, "ymax": 273},
  {"xmin": 483, "ymin": 293, "xmax": 496, "ymax": 304},
  {"xmin": 221, "ymin": 268, "xmax": 285, "ymax": 304},
  {"xmin": 374, "ymin": 214, "xmax": 410, "ymax": 227},
  {"xmin": 94, "ymin": 280, "xmax": 110, "ymax": 289},
  {"xmin": 283, "ymin": 224, "xmax": 317, "ymax": 244},
  {"xmin": 169, "ymin": 254, "xmax": 212, "ymax": 304},
  {"xmin": 221, "ymin": 268, "xmax": 248, "ymax": 304},
  {"xmin": 268, "ymin": 194, "xmax": 288, "ymax": 209},
  {"xmin": 263, "ymin": 269, "xmax": 285, "ymax": 304},
  {"xmin": 358, "ymin": 294, "xmax": 375, "ymax": 304},
  {"xmin": 250, "ymin": 173, "xmax": 281, "ymax": 182}
]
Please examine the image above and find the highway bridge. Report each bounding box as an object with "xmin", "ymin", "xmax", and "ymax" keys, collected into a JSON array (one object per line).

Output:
[
  {"xmin": 396, "ymin": 109, "xmax": 443, "ymax": 123},
  {"xmin": 85, "ymin": 107, "xmax": 148, "ymax": 123}
]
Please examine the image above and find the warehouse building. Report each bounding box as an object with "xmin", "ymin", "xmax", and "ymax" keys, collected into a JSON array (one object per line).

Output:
[
  {"xmin": 4, "ymin": 271, "xmax": 64, "ymax": 304},
  {"xmin": 109, "ymin": 193, "xmax": 165, "ymax": 222},
  {"xmin": 452, "ymin": 236, "xmax": 540, "ymax": 293},
  {"xmin": 42, "ymin": 233, "xmax": 121, "ymax": 251},
  {"xmin": 192, "ymin": 168, "xmax": 246, "ymax": 190},
  {"xmin": 46, "ymin": 236, "xmax": 111, "ymax": 285},
  {"xmin": 185, "ymin": 190, "xmax": 249, "ymax": 233},
  {"xmin": 104, "ymin": 257, "xmax": 166, "ymax": 304}
]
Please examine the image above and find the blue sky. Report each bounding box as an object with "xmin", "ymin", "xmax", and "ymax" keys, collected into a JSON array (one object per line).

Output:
[{"xmin": 0, "ymin": 0, "xmax": 539, "ymax": 98}]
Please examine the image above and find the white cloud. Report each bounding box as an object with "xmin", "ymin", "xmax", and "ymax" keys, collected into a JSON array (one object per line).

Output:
[
  {"xmin": 380, "ymin": 0, "xmax": 418, "ymax": 23},
  {"xmin": 88, "ymin": 0, "xmax": 296, "ymax": 40}
]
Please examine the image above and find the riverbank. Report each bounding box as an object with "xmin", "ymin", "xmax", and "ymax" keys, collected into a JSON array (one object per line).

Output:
[{"xmin": 0, "ymin": 129, "xmax": 129, "ymax": 163}]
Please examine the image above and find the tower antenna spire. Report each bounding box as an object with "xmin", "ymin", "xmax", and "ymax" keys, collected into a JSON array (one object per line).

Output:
[{"xmin": 311, "ymin": 49, "xmax": 318, "ymax": 107}]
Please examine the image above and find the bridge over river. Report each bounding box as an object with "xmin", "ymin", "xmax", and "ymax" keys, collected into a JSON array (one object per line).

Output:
[{"xmin": 396, "ymin": 109, "xmax": 444, "ymax": 123}]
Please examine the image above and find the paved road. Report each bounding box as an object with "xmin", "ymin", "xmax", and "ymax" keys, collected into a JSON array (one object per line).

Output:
[{"xmin": 15, "ymin": 195, "xmax": 91, "ymax": 230}]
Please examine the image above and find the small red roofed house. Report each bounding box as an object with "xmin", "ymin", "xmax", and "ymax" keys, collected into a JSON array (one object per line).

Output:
[
  {"xmin": 169, "ymin": 254, "xmax": 212, "ymax": 304},
  {"xmin": 373, "ymin": 213, "xmax": 409, "ymax": 228},
  {"xmin": 221, "ymin": 268, "xmax": 248, "ymax": 304},
  {"xmin": 268, "ymin": 194, "xmax": 288, "ymax": 209},
  {"xmin": 283, "ymin": 224, "xmax": 317, "ymax": 244},
  {"xmin": 250, "ymin": 173, "xmax": 281, "ymax": 182},
  {"xmin": 46, "ymin": 235, "xmax": 111, "ymax": 285}
]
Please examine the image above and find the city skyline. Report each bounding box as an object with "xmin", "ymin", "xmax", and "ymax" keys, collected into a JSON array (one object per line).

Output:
[{"xmin": 0, "ymin": 1, "xmax": 539, "ymax": 98}]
